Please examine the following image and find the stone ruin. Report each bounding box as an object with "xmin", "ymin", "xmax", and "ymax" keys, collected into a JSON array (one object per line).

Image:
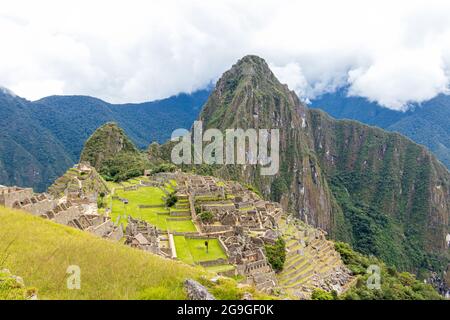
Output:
[
  {"xmin": 1, "ymin": 171, "xmax": 355, "ymax": 298},
  {"xmin": 276, "ymin": 217, "xmax": 353, "ymax": 298},
  {"xmin": 0, "ymin": 186, "xmax": 34, "ymax": 208},
  {"xmin": 157, "ymin": 172, "xmax": 354, "ymax": 296},
  {"xmin": 124, "ymin": 217, "xmax": 172, "ymax": 257},
  {"xmin": 157, "ymin": 172, "xmax": 282, "ymax": 293},
  {"xmin": 219, "ymin": 230, "xmax": 278, "ymax": 292},
  {"xmin": 0, "ymin": 185, "xmax": 123, "ymax": 241}
]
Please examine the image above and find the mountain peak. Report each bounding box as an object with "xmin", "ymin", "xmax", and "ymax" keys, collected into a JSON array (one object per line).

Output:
[
  {"xmin": 80, "ymin": 122, "xmax": 138, "ymax": 168},
  {"xmin": 220, "ymin": 55, "xmax": 278, "ymax": 87},
  {"xmin": 200, "ymin": 55, "xmax": 304, "ymax": 129},
  {"xmin": 80, "ymin": 122, "xmax": 149, "ymax": 181},
  {"xmin": 233, "ymin": 54, "xmax": 271, "ymax": 72}
]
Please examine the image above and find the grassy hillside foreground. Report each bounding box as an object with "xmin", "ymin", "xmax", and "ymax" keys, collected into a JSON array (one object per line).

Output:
[{"xmin": 0, "ymin": 207, "xmax": 268, "ymax": 300}]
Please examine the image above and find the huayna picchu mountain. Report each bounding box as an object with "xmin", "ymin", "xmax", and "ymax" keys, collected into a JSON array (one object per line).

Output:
[
  {"xmin": 190, "ymin": 55, "xmax": 450, "ymax": 275},
  {"xmin": 80, "ymin": 122, "xmax": 150, "ymax": 182}
]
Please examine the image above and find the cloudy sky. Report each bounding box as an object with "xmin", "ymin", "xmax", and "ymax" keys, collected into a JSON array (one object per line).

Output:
[{"xmin": 1, "ymin": 0, "xmax": 450, "ymax": 110}]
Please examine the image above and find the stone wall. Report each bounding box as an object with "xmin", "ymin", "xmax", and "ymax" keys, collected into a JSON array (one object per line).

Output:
[
  {"xmin": 200, "ymin": 224, "xmax": 233, "ymax": 234},
  {"xmin": 0, "ymin": 187, "xmax": 34, "ymax": 207},
  {"xmin": 107, "ymin": 225, "xmax": 124, "ymax": 241},
  {"xmin": 91, "ymin": 220, "xmax": 114, "ymax": 237},
  {"xmin": 52, "ymin": 206, "xmax": 83, "ymax": 225},
  {"xmin": 198, "ymin": 258, "xmax": 228, "ymax": 267},
  {"xmin": 20, "ymin": 198, "xmax": 57, "ymax": 216}
]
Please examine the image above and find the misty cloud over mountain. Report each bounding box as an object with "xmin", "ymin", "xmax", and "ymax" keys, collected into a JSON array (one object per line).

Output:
[{"xmin": 1, "ymin": 0, "xmax": 450, "ymax": 110}]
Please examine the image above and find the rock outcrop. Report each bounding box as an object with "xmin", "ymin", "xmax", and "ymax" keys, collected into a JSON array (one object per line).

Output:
[{"xmin": 184, "ymin": 279, "xmax": 216, "ymax": 300}]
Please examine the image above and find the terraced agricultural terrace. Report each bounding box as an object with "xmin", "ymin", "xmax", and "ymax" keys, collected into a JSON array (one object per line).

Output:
[{"xmin": 277, "ymin": 217, "xmax": 352, "ymax": 299}]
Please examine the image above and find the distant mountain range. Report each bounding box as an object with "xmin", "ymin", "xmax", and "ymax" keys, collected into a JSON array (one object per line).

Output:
[
  {"xmin": 2, "ymin": 81, "xmax": 450, "ymax": 193},
  {"xmin": 309, "ymin": 88, "xmax": 450, "ymax": 169},
  {"xmin": 0, "ymin": 88, "xmax": 209, "ymax": 191}
]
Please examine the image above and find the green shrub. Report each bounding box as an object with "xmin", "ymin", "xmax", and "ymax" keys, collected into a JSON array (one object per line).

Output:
[
  {"xmin": 199, "ymin": 211, "xmax": 214, "ymax": 223},
  {"xmin": 165, "ymin": 193, "xmax": 178, "ymax": 207},
  {"xmin": 264, "ymin": 237, "xmax": 286, "ymax": 272},
  {"xmin": 335, "ymin": 242, "xmax": 442, "ymax": 300},
  {"xmin": 311, "ymin": 289, "xmax": 335, "ymax": 300},
  {"xmin": 152, "ymin": 163, "xmax": 177, "ymax": 174}
]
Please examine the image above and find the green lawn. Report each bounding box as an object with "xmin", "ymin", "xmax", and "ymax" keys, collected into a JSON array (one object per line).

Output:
[
  {"xmin": 107, "ymin": 182, "xmax": 197, "ymax": 233},
  {"xmin": 136, "ymin": 208, "xmax": 169, "ymax": 230},
  {"xmin": 195, "ymin": 195, "xmax": 223, "ymax": 201},
  {"xmin": 106, "ymin": 181, "xmax": 123, "ymax": 190},
  {"xmin": 115, "ymin": 186, "xmax": 166, "ymax": 206},
  {"xmin": 174, "ymin": 237, "xmax": 227, "ymax": 265},
  {"xmin": 170, "ymin": 207, "xmax": 190, "ymax": 213},
  {"xmin": 109, "ymin": 185, "xmax": 166, "ymax": 227},
  {"xmin": 173, "ymin": 236, "xmax": 194, "ymax": 265},
  {"xmin": 186, "ymin": 238, "xmax": 227, "ymax": 262},
  {"xmin": 166, "ymin": 219, "xmax": 197, "ymax": 232}
]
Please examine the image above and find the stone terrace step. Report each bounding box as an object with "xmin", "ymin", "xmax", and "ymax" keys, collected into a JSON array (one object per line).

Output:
[
  {"xmin": 286, "ymin": 239, "xmax": 299, "ymax": 250},
  {"xmin": 287, "ymin": 245, "xmax": 304, "ymax": 257},
  {"xmin": 256, "ymin": 279, "xmax": 276, "ymax": 292},
  {"xmin": 284, "ymin": 254, "xmax": 308, "ymax": 272},
  {"xmin": 319, "ymin": 255, "xmax": 341, "ymax": 272},
  {"xmin": 280, "ymin": 260, "xmax": 314, "ymax": 281},
  {"xmin": 281, "ymin": 268, "xmax": 315, "ymax": 288},
  {"xmin": 281, "ymin": 257, "xmax": 309, "ymax": 279},
  {"xmin": 314, "ymin": 244, "xmax": 333, "ymax": 260}
]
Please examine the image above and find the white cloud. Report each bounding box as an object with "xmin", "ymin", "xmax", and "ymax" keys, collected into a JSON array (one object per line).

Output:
[
  {"xmin": 0, "ymin": 0, "xmax": 450, "ymax": 110},
  {"xmin": 348, "ymin": 49, "xmax": 450, "ymax": 111},
  {"xmin": 270, "ymin": 63, "xmax": 310, "ymax": 101}
]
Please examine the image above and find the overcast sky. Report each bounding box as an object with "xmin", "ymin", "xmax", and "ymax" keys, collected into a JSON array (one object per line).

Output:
[{"xmin": 1, "ymin": 0, "xmax": 450, "ymax": 110}]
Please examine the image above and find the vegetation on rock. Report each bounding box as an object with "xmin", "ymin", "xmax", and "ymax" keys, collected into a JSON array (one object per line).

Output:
[
  {"xmin": 310, "ymin": 88, "xmax": 450, "ymax": 170},
  {"xmin": 80, "ymin": 122, "xmax": 150, "ymax": 182},
  {"xmin": 0, "ymin": 269, "xmax": 37, "ymax": 300},
  {"xmin": 264, "ymin": 237, "xmax": 286, "ymax": 273},
  {"xmin": 165, "ymin": 192, "xmax": 178, "ymax": 207},
  {"xmin": 198, "ymin": 211, "xmax": 214, "ymax": 223},
  {"xmin": 311, "ymin": 288, "xmax": 336, "ymax": 300},
  {"xmin": 335, "ymin": 242, "xmax": 442, "ymax": 300}
]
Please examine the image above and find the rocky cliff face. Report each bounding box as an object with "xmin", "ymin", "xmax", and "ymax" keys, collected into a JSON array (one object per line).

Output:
[
  {"xmin": 309, "ymin": 110, "xmax": 450, "ymax": 270},
  {"xmin": 199, "ymin": 55, "xmax": 336, "ymax": 232},
  {"xmin": 197, "ymin": 55, "xmax": 450, "ymax": 273}
]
